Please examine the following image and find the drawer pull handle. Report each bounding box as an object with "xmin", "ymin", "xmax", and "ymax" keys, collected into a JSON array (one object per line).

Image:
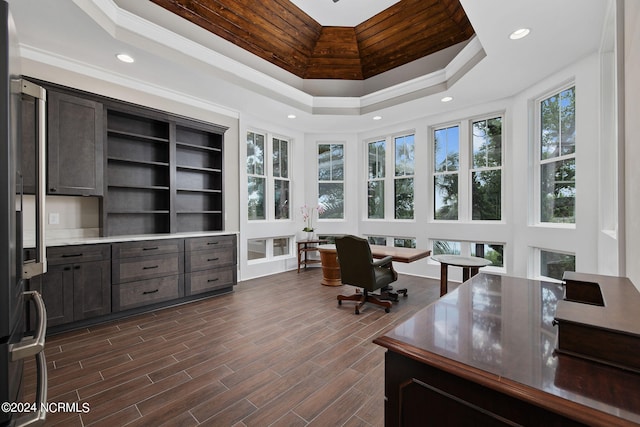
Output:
[
  {"xmin": 61, "ymin": 253, "xmax": 83, "ymax": 258},
  {"xmin": 143, "ymin": 289, "xmax": 159, "ymax": 295},
  {"xmin": 207, "ymin": 278, "xmax": 219, "ymax": 283},
  {"xmin": 208, "ymin": 257, "xmax": 220, "ymax": 262},
  {"xmin": 143, "ymin": 265, "xmax": 159, "ymax": 270},
  {"xmin": 207, "ymin": 242, "xmax": 219, "ymax": 245},
  {"xmin": 143, "ymin": 247, "xmax": 159, "ymax": 251}
]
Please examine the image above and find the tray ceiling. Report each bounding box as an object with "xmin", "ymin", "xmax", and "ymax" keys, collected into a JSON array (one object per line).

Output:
[{"xmin": 149, "ymin": 0, "xmax": 475, "ymax": 80}]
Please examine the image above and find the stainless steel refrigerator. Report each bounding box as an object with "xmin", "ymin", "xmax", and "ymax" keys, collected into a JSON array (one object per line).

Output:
[{"xmin": 1, "ymin": 1, "xmax": 48, "ymax": 425}]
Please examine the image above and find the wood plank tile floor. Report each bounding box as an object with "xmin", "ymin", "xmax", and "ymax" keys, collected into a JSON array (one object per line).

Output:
[{"xmin": 24, "ymin": 268, "xmax": 444, "ymax": 426}]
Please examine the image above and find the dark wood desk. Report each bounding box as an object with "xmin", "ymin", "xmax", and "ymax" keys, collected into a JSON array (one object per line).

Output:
[{"xmin": 374, "ymin": 273, "xmax": 640, "ymax": 427}]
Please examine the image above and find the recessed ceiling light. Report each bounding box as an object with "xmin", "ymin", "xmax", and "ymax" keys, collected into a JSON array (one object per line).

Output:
[
  {"xmin": 441, "ymin": 96, "xmax": 453, "ymax": 103},
  {"xmin": 373, "ymin": 115, "xmax": 382, "ymax": 121},
  {"xmin": 287, "ymin": 114, "xmax": 296, "ymax": 119},
  {"xmin": 116, "ymin": 53, "xmax": 135, "ymax": 63},
  {"xmin": 509, "ymin": 28, "xmax": 530, "ymax": 40}
]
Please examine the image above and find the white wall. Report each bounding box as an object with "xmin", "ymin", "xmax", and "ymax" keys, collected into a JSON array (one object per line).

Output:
[{"xmin": 625, "ymin": 0, "xmax": 640, "ymax": 289}]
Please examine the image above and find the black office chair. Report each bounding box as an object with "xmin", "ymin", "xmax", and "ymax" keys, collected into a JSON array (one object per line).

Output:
[{"xmin": 335, "ymin": 235, "xmax": 406, "ymax": 314}]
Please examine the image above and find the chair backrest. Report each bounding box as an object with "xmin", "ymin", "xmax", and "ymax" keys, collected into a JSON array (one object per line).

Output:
[{"xmin": 335, "ymin": 235, "xmax": 376, "ymax": 290}]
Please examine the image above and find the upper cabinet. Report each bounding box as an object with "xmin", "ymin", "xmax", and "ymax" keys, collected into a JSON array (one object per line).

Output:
[{"xmin": 47, "ymin": 90, "xmax": 104, "ymax": 196}]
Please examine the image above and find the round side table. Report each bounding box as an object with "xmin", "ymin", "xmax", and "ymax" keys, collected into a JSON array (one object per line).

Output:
[{"xmin": 431, "ymin": 254, "xmax": 491, "ymax": 296}]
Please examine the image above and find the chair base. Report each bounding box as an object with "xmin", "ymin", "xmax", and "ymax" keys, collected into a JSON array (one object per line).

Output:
[{"xmin": 338, "ymin": 288, "xmax": 406, "ymax": 314}]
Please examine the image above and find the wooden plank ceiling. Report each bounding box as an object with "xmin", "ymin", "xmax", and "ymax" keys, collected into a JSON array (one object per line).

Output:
[{"xmin": 150, "ymin": 0, "xmax": 475, "ymax": 80}]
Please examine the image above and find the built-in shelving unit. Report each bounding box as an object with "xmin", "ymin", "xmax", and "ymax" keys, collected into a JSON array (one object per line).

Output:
[
  {"xmin": 175, "ymin": 124, "xmax": 224, "ymax": 233},
  {"xmin": 104, "ymin": 108, "xmax": 227, "ymax": 236},
  {"xmin": 106, "ymin": 110, "xmax": 171, "ymax": 236}
]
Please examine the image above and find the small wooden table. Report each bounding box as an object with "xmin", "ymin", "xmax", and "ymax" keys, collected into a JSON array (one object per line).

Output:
[
  {"xmin": 431, "ymin": 254, "xmax": 491, "ymax": 296},
  {"xmin": 297, "ymin": 239, "xmax": 327, "ymax": 273}
]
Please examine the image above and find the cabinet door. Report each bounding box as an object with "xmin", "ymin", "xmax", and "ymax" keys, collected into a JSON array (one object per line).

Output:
[
  {"xmin": 48, "ymin": 90, "xmax": 104, "ymax": 196},
  {"xmin": 73, "ymin": 260, "xmax": 111, "ymax": 320},
  {"xmin": 40, "ymin": 264, "xmax": 74, "ymax": 327}
]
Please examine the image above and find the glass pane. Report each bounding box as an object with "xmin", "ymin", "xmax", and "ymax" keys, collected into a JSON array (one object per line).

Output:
[
  {"xmin": 318, "ymin": 182, "xmax": 344, "ymax": 219},
  {"xmin": 434, "ymin": 174, "xmax": 458, "ymax": 220},
  {"xmin": 247, "ymin": 239, "xmax": 266, "ymax": 260},
  {"xmin": 541, "ymin": 158, "xmax": 575, "ymax": 223},
  {"xmin": 274, "ymin": 179, "xmax": 289, "ymax": 220},
  {"xmin": 247, "ymin": 176, "xmax": 265, "ymax": 220},
  {"xmin": 273, "ymin": 138, "xmax": 288, "ymax": 179},
  {"xmin": 394, "ymin": 238, "xmax": 416, "ymax": 248},
  {"xmin": 273, "ymin": 238, "xmax": 289, "ymax": 256},
  {"xmin": 318, "ymin": 143, "xmax": 344, "ymax": 181},
  {"xmin": 472, "ymin": 170, "xmax": 501, "ymax": 220},
  {"xmin": 540, "ymin": 250, "xmax": 575, "ymax": 280},
  {"xmin": 434, "ymin": 126, "xmax": 459, "ymax": 172},
  {"xmin": 368, "ymin": 180, "xmax": 384, "ymax": 219},
  {"xmin": 395, "ymin": 134, "xmax": 415, "ymax": 176},
  {"xmin": 246, "ymin": 132, "xmax": 265, "ymax": 175},
  {"xmin": 368, "ymin": 141, "xmax": 385, "ymax": 179},
  {"xmin": 395, "ymin": 177, "xmax": 414, "ymax": 219},
  {"xmin": 318, "ymin": 144, "xmax": 331, "ymax": 180},
  {"xmin": 473, "ymin": 118, "xmax": 502, "ymax": 169},
  {"xmin": 471, "ymin": 243, "xmax": 504, "ymax": 268},
  {"xmin": 560, "ymin": 87, "xmax": 576, "ymax": 156},
  {"xmin": 331, "ymin": 144, "xmax": 344, "ymax": 180},
  {"xmin": 541, "ymin": 93, "xmax": 559, "ymax": 160},
  {"xmin": 368, "ymin": 236, "xmax": 387, "ymax": 245},
  {"xmin": 433, "ymin": 240, "xmax": 461, "ymax": 255}
]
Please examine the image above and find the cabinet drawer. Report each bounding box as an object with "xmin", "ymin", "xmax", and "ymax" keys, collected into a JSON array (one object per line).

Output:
[
  {"xmin": 112, "ymin": 239, "xmax": 183, "ymax": 259},
  {"xmin": 186, "ymin": 235, "xmax": 236, "ymax": 252},
  {"xmin": 47, "ymin": 244, "xmax": 110, "ymax": 265},
  {"xmin": 112, "ymin": 253, "xmax": 183, "ymax": 284},
  {"xmin": 112, "ymin": 275, "xmax": 183, "ymax": 312},
  {"xmin": 185, "ymin": 266, "xmax": 236, "ymax": 296},
  {"xmin": 186, "ymin": 247, "xmax": 235, "ymax": 272}
]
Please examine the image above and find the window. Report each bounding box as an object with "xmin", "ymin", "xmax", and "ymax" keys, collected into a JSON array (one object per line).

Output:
[
  {"xmin": 539, "ymin": 86, "xmax": 576, "ymax": 223},
  {"xmin": 472, "ymin": 117, "xmax": 502, "ymax": 220},
  {"xmin": 273, "ymin": 137, "xmax": 289, "ymax": 220},
  {"xmin": 540, "ymin": 249, "xmax": 575, "ymax": 280},
  {"xmin": 318, "ymin": 143, "xmax": 344, "ymax": 219},
  {"xmin": 395, "ymin": 134, "xmax": 415, "ymax": 219},
  {"xmin": 247, "ymin": 239, "xmax": 266, "ymax": 260},
  {"xmin": 434, "ymin": 126, "xmax": 459, "ymax": 220},
  {"xmin": 273, "ymin": 238, "xmax": 290, "ymax": 257},
  {"xmin": 394, "ymin": 238, "xmax": 416, "ymax": 248},
  {"xmin": 471, "ymin": 243, "xmax": 504, "ymax": 268},
  {"xmin": 247, "ymin": 131, "xmax": 265, "ymax": 220},
  {"xmin": 367, "ymin": 236, "xmax": 387, "ymax": 245},
  {"xmin": 367, "ymin": 140, "xmax": 385, "ymax": 219},
  {"xmin": 432, "ymin": 240, "xmax": 461, "ymax": 255}
]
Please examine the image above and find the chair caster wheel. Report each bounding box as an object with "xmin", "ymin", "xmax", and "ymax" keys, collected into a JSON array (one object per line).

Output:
[
  {"xmin": 355, "ymin": 308, "xmax": 360, "ymax": 315},
  {"xmin": 338, "ymin": 300, "xmax": 342, "ymax": 305},
  {"xmin": 385, "ymin": 308, "xmax": 390, "ymax": 313}
]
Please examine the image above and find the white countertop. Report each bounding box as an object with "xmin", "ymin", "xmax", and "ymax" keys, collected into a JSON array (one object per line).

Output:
[{"xmin": 25, "ymin": 230, "xmax": 239, "ymax": 248}]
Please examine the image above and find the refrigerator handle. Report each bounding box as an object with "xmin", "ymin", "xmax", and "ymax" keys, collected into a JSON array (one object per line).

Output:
[
  {"xmin": 9, "ymin": 290, "xmax": 47, "ymax": 361},
  {"xmin": 19, "ymin": 79, "xmax": 47, "ymax": 279},
  {"xmin": 14, "ymin": 351, "xmax": 48, "ymax": 427}
]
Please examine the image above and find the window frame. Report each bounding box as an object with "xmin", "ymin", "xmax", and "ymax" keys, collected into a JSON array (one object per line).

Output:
[
  {"xmin": 470, "ymin": 114, "xmax": 504, "ymax": 222},
  {"xmin": 432, "ymin": 123, "xmax": 461, "ymax": 221},
  {"xmin": 318, "ymin": 142, "xmax": 345, "ymax": 220},
  {"xmin": 534, "ymin": 83, "xmax": 576, "ymax": 227}
]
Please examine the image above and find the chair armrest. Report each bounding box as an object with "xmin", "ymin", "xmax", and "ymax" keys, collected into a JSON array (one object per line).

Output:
[{"xmin": 372, "ymin": 255, "xmax": 393, "ymax": 267}]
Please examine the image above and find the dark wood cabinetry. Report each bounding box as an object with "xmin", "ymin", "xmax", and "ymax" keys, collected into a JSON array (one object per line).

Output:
[
  {"xmin": 104, "ymin": 108, "xmax": 227, "ymax": 236},
  {"xmin": 111, "ymin": 239, "xmax": 185, "ymax": 311},
  {"xmin": 39, "ymin": 244, "xmax": 111, "ymax": 327},
  {"xmin": 106, "ymin": 110, "xmax": 171, "ymax": 235},
  {"xmin": 47, "ymin": 90, "xmax": 104, "ymax": 196},
  {"xmin": 185, "ymin": 235, "xmax": 236, "ymax": 296},
  {"xmin": 175, "ymin": 124, "xmax": 224, "ymax": 233}
]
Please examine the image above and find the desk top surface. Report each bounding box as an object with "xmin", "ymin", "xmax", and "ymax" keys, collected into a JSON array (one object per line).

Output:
[
  {"xmin": 431, "ymin": 254, "xmax": 492, "ymax": 267},
  {"xmin": 374, "ymin": 273, "xmax": 640, "ymax": 426},
  {"xmin": 318, "ymin": 244, "xmax": 431, "ymax": 263}
]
